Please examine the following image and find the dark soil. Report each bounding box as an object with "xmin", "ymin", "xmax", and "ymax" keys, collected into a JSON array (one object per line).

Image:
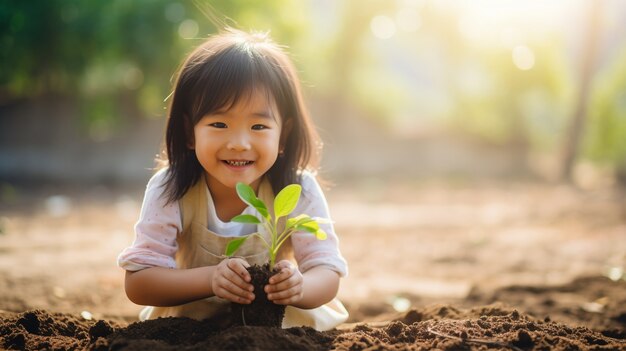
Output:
[
  {"xmin": 1, "ymin": 181, "xmax": 625, "ymax": 350},
  {"xmin": 467, "ymin": 276, "xmax": 626, "ymax": 337},
  {"xmin": 230, "ymin": 263, "xmax": 286, "ymax": 328},
  {"xmin": 2, "ymin": 303, "xmax": 625, "ymax": 350}
]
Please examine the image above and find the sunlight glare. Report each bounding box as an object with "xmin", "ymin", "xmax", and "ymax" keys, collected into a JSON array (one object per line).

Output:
[
  {"xmin": 370, "ymin": 15, "xmax": 396, "ymax": 39},
  {"xmin": 457, "ymin": 15, "xmax": 484, "ymax": 43},
  {"xmin": 499, "ymin": 26, "xmax": 524, "ymax": 49},
  {"xmin": 512, "ymin": 45, "xmax": 535, "ymax": 70},
  {"xmin": 454, "ymin": 0, "xmax": 580, "ymax": 47},
  {"xmin": 606, "ymin": 267, "xmax": 624, "ymax": 281},
  {"xmin": 400, "ymin": 0, "xmax": 425, "ymax": 7},
  {"xmin": 178, "ymin": 19, "xmax": 199, "ymax": 39},
  {"xmin": 391, "ymin": 296, "xmax": 411, "ymax": 312},
  {"xmin": 396, "ymin": 8, "xmax": 421, "ymax": 33}
]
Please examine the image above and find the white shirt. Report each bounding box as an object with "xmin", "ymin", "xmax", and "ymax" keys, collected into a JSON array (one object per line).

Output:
[{"xmin": 117, "ymin": 168, "xmax": 348, "ymax": 277}]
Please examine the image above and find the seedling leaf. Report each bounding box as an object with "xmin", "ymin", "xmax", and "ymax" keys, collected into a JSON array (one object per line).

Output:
[
  {"xmin": 235, "ymin": 182, "xmax": 269, "ymax": 218},
  {"xmin": 235, "ymin": 182, "xmax": 257, "ymax": 205},
  {"xmin": 286, "ymin": 214, "xmax": 315, "ymax": 230},
  {"xmin": 274, "ymin": 184, "xmax": 301, "ymax": 218},
  {"xmin": 231, "ymin": 214, "xmax": 261, "ymax": 224},
  {"xmin": 251, "ymin": 198, "xmax": 269, "ymax": 218},
  {"xmin": 224, "ymin": 236, "xmax": 249, "ymax": 257},
  {"xmin": 312, "ymin": 217, "xmax": 332, "ymax": 224},
  {"xmin": 295, "ymin": 225, "xmax": 315, "ymax": 233},
  {"xmin": 315, "ymin": 229, "xmax": 327, "ymax": 240},
  {"xmin": 227, "ymin": 183, "xmax": 330, "ymax": 269},
  {"xmin": 300, "ymin": 220, "xmax": 320, "ymax": 232}
]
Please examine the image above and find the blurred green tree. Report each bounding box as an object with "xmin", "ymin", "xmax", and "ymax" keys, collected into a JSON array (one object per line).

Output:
[
  {"xmin": 0, "ymin": 0, "xmax": 308, "ymax": 138},
  {"xmin": 422, "ymin": 5, "xmax": 571, "ymax": 174},
  {"xmin": 452, "ymin": 42, "xmax": 571, "ymax": 172}
]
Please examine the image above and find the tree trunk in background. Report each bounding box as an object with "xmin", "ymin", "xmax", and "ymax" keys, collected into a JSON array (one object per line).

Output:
[
  {"xmin": 509, "ymin": 108, "xmax": 531, "ymax": 177},
  {"xmin": 322, "ymin": 1, "xmax": 395, "ymax": 135},
  {"xmin": 330, "ymin": 1, "xmax": 393, "ymax": 99},
  {"xmin": 560, "ymin": 3, "xmax": 602, "ymax": 182}
]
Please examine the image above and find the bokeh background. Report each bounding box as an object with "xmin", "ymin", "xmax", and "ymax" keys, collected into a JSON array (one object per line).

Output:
[
  {"xmin": 2, "ymin": 0, "xmax": 626, "ymax": 186},
  {"xmin": 0, "ymin": 0, "xmax": 625, "ymax": 321}
]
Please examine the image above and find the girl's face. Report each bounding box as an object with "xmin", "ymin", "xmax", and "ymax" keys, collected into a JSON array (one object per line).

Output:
[{"xmin": 192, "ymin": 89, "xmax": 283, "ymax": 194}]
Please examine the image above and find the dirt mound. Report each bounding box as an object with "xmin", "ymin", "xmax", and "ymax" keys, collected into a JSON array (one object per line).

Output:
[
  {"xmin": 1, "ymin": 183, "xmax": 625, "ymax": 350},
  {"xmin": 0, "ymin": 310, "xmax": 117, "ymax": 350},
  {"xmin": 2, "ymin": 305, "xmax": 624, "ymax": 350},
  {"xmin": 467, "ymin": 275, "xmax": 626, "ymax": 336}
]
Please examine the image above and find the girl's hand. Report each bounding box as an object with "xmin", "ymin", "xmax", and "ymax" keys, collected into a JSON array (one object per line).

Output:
[
  {"xmin": 212, "ymin": 258, "xmax": 255, "ymax": 304},
  {"xmin": 265, "ymin": 260, "xmax": 304, "ymax": 305}
]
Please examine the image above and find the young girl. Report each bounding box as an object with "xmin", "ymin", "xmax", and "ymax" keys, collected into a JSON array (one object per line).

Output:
[{"xmin": 117, "ymin": 29, "xmax": 348, "ymax": 331}]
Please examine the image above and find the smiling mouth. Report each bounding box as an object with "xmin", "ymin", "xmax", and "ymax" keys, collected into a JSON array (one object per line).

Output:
[{"xmin": 223, "ymin": 160, "xmax": 254, "ymax": 167}]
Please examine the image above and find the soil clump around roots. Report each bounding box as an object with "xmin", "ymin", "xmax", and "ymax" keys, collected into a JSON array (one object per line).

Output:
[
  {"xmin": 230, "ymin": 263, "xmax": 286, "ymax": 328},
  {"xmin": 1, "ymin": 304, "xmax": 625, "ymax": 350}
]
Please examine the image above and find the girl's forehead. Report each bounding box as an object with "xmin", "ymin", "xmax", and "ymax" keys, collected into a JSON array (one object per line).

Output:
[{"xmin": 218, "ymin": 87, "xmax": 279, "ymax": 114}]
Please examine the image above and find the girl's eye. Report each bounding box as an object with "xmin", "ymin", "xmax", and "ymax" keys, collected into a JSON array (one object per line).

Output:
[
  {"xmin": 252, "ymin": 124, "xmax": 269, "ymax": 130},
  {"xmin": 209, "ymin": 122, "xmax": 227, "ymax": 128}
]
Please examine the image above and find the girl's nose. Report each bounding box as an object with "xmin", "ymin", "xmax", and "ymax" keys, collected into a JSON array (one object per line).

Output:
[{"xmin": 226, "ymin": 131, "xmax": 251, "ymax": 151}]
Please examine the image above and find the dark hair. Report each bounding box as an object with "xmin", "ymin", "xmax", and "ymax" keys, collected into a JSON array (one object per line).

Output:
[{"xmin": 159, "ymin": 29, "xmax": 321, "ymax": 203}]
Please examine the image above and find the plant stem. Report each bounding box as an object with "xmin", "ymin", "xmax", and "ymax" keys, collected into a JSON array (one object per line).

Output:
[
  {"xmin": 275, "ymin": 230, "xmax": 294, "ymax": 255},
  {"xmin": 264, "ymin": 221, "xmax": 277, "ymax": 270},
  {"xmin": 276, "ymin": 228, "xmax": 294, "ymax": 245}
]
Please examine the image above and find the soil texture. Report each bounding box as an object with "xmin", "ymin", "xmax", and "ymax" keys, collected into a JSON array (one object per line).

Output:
[
  {"xmin": 1, "ymin": 303, "xmax": 625, "ymax": 350},
  {"xmin": 230, "ymin": 263, "xmax": 286, "ymax": 328},
  {"xmin": 1, "ymin": 180, "xmax": 625, "ymax": 350}
]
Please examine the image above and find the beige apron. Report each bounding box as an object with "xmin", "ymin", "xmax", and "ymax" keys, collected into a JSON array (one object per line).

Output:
[{"xmin": 140, "ymin": 176, "xmax": 348, "ymax": 331}]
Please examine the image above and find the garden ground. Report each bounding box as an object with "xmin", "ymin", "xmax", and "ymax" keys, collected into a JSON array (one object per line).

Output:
[{"xmin": 0, "ymin": 178, "xmax": 624, "ymax": 349}]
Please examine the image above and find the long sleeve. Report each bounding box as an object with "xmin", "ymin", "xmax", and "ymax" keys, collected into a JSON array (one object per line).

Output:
[
  {"xmin": 290, "ymin": 172, "xmax": 348, "ymax": 277},
  {"xmin": 117, "ymin": 169, "xmax": 182, "ymax": 271}
]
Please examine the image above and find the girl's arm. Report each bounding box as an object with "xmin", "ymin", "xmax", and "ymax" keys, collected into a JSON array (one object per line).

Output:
[
  {"xmin": 124, "ymin": 266, "xmax": 215, "ymax": 307},
  {"xmin": 291, "ymin": 172, "xmax": 348, "ymax": 277},
  {"xmin": 125, "ymin": 258, "xmax": 254, "ymax": 307},
  {"xmin": 120, "ymin": 171, "xmax": 253, "ymax": 307},
  {"xmin": 295, "ymin": 265, "xmax": 340, "ymax": 309}
]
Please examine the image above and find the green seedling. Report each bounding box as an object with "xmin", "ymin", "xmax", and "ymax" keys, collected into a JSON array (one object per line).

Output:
[{"xmin": 225, "ymin": 182, "xmax": 327, "ymax": 270}]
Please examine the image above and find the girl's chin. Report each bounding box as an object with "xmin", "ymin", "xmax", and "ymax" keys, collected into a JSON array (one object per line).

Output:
[{"xmin": 208, "ymin": 175, "xmax": 262, "ymax": 191}]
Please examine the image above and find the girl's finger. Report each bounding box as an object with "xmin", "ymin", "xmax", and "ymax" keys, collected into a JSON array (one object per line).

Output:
[
  {"xmin": 221, "ymin": 265, "xmax": 253, "ymax": 292},
  {"xmin": 216, "ymin": 272, "xmax": 254, "ymax": 299},
  {"xmin": 227, "ymin": 258, "xmax": 251, "ymax": 282},
  {"xmin": 272, "ymin": 297, "xmax": 296, "ymax": 305},
  {"xmin": 267, "ymin": 286, "xmax": 300, "ymax": 302},
  {"xmin": 215, "ymin": 284, "xmax": 254, "ymax": 304},
  {"xmin": 272, "ymin": 260, "xmax": 292, "ymax": 271},
  {"xmin": 213, "ymin": 260, "xmax": 254, "ymax": 302},
  {"xmin": 267, "ymin": 273, "xmax": 301, "ymax": 294},
  {"xmin": 269, "ymin": 266, "xmax": 292, "ymax": 284}
]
